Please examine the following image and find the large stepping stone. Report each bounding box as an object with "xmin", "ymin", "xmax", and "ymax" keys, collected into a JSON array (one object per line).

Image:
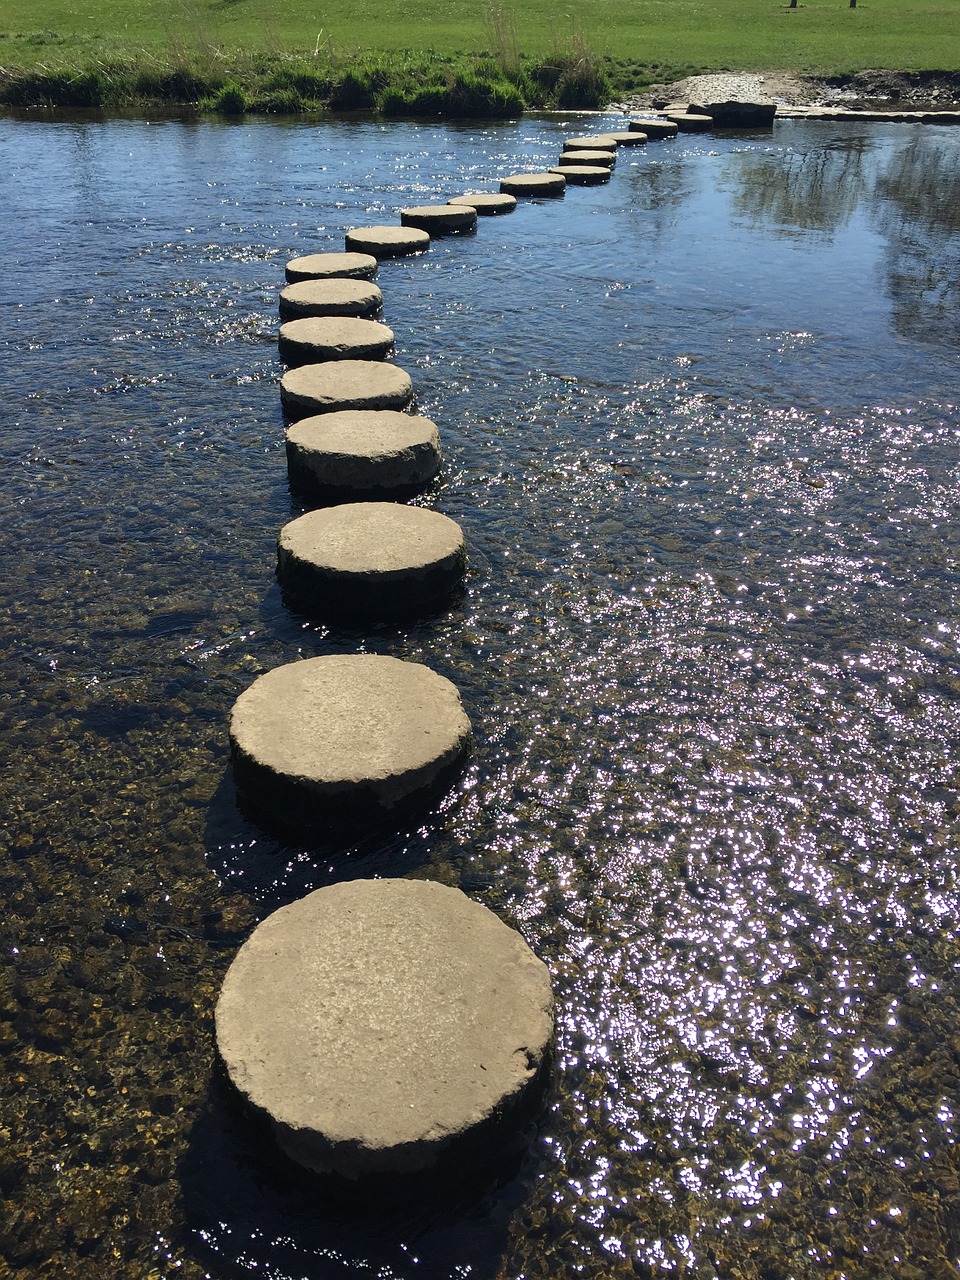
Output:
[
  {"xmin": 277, "ymin": 501, "xmax": 466, "ymax": 619},
  {"xmin": 228, "ymin": 654, "xmax": 472, "ymax": 831},
  {"xmin": 549, "ymin": 165, "xmax": 610, "ymax": 186},
  {"xmin": 281, "ymin": 360, "xmax": 413, "ymax": 419},
  {"xmin": 278, "ymin": 316, "xmax": 394, "ymax": 366},
  {"xmin": 215, "ymin": 878, "xmax": 554, "ymax": 1179},
  {"xmin": 606, "ymin": 130, "xmax": 647, "ymax": 145},
  {"xmin": 285, "ymin": 251, "xmax": 378, "ymax": 283},
  {"xmin": 563, "ymin": 135, "xmax": 618, "ymax": 150},
  {"xmin": 448, "ymin": 193, "xmax": 517, "ymax": 215},
  {"xmin": 499, "ymin": 172, "xmax": 565, "ymax": 197},
  {"xmin": 556, "ymin": 150, "xmax": 615, "ymax": 169},
  {"xmin": 345, "ymin": 225, "xmax": 430, "ymax": 258},
  {"xmin": 629, "ymin": 117, "xmax": 678, "ymax": 138},
  {"xmin": 285, "ymin": 409, "xmax": 441, "ymax": 501},
  {"xmin": 664, "ymin": 111, "xmax": 714, "ymax": 132},
  {"xmin": 279, "ymin": 278, "xmax": 383, "ymax": 321},
  {"xmin": 401, "ymin": 204, "xmax": 477, "ymax": 234}
]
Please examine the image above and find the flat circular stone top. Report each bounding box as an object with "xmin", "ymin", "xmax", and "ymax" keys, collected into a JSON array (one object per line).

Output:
[
  {"xmin": 229, "ymin": 655, "xmax": 472, "ymax": 831},
  {"xmin": 285, "ymin": 409, "xmax": 440, "ymax": 499},
  {"xmin": 629, "ymin": 117, "xmax": 678, "ymax": 137},
  {"xmin": 606, "ymin": 130, "xmax": 647, "ymax": 145},
  {"xmin": 549, "ymin": 165, "xmax": 610, "ymax": 185},
  {"xmin": 279, "ymin": 278, "xmax": 383, "ymax": 321},
  {"xmin": 277, "ymin": 503, "xmax": 465, "ymax": 618},
  {"xmin": 401, "ymin": 204, "xmax": 477, "ymax": 233},
  {"xmin": 281, "ymin": 360, "xmax": 413, "ymax": 418},
  {"xmin": 279, "ymin": 316, "xmax": 394, "ymax": 365},
  {"xmin": 215, "ymin": 877, "xmax": 554, "ymax": 1178},
  {"xmin": 499, "ymin": 172, "xmax": 565, "ymax": 196},
  {"xmin": 448, "ymin": 192, "xmax": 517, "ymax": 215},
  {"xmin": 563, "ymin": 134, "xmax": 618, "ymax": 150},
  {"xmin": 556, "ymin": 150, "xmax": 614, "ymax": 168},
  {"xmin": 345, "ymin": 225, "xmax": 430, "ymax": 258},
  {"xmin": 665, "ymin": 112, "xmax": 714, "ymax": 131},
  {"xmin": 285, "ymin": 251, "xmax": 378, "ymax": 283}
]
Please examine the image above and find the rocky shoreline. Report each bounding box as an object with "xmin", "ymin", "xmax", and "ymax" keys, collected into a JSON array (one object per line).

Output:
[{"xmin": 612, "ymin": 68, "xmax": 960, "ymax": 117}]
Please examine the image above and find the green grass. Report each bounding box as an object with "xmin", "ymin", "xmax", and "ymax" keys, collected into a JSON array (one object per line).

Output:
[{"xmin": 0, "ymin": 0, "xmax": 957, "ymax": 113}]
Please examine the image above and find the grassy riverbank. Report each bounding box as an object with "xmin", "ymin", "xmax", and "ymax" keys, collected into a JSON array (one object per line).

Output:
[{"xmin": 1, "ymin": 0, "xmax": 958, "ymax": 114}]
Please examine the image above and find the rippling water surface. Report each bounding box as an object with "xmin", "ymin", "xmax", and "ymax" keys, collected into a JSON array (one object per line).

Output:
[{"xmin": 2, "ymin": 111, "xmax": 960, "ymax": 1280}]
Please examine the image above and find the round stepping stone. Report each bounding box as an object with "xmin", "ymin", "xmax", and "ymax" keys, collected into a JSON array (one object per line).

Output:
[
  {"xmin": 277, "ymin": 501, "xmax": 466, "ymax": 619},
  {"xmin": 228, "ymin": 655, "xmax": 472, "ymax": 831},
  {"xmin": 285, "ymin": 409, "xmax": 441, "ymax": 501},
  {"xmin": 499, "ymin": 172, "xmax": 565, "ymax": 197},
  {"xmin": 629, "ymin": 117, "xmax": 678, "ymax": 138},
  {"xmin": 401, "ymin": 204, "xmax": 477, "ymax": 235},
  {"xmin": 215, "ymin": 877, "xmax": 554, "ymax": 1180},
  {"xmin": 281, "ymin": 360, "xmax": 413, "ymax": 419},
  {"xmin": 279, "ymin": 278, "xmax": 383, "ymax": 321},
  {"xmin": 285, "ymin": 251, "xmax": 378, "ymax": 284},
  {"xmin": 448, "ymin": 192, "xmax": 517, "ymax": 215},
  {"xmin": 563, "ymin": 135, "xmax": 618, "ymax": 150},
  {"xmin": 345, "ymin": 225, "xmax": 430, "ymax": 259},
  {"xmin": 548, "ymin": 165, "xmax": 610, "ymax": 186},
  {"xmin": 557, "ymin": 150, "xmax": 614, "ymax": 168},
  {"xmin": 665, "ymin": 111, "xmax": 713, "ymax": 132},
  {"xmin": 278, "ymin": 316, "xmax": 394, "ymax": 366},
  {"xmin": 606, "ymin": 130, "xmax": 647, "ymax": 145}
]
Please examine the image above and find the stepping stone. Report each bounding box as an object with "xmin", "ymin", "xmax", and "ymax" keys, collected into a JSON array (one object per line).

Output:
[
  {"xmin": 228, "ymin": 654, "xmax": 472, "ymax": 831},
  {"xmin": 285, "ymin": 251, "xmax": 378, "ymax": 283},
  {"xmin": 279, "ymin": 278, "xmax": 383, "ymax": 321},
  {"xmin": 629, "ymin": 117, "xmax": 678, "ymax": 138},
  {"xmin": 448, "ymin": 193, "xmax": 517, "ymax": 215},
  {"xmin": 499, "ymin": 172, "xmax": 565, "ymax": 197},
  {"xmin": 401, "ymin": 204, "xmax": 477, "ymax": 234},
  {"xmin": 548, "ymin": 165, "xmax": 610, "ymax": 186},
  {"xmin": 285, "ymin": 409, "xmax": 441, "ymax": 501},
  {"xmin": 664, "ymin": 111, "xmax": 714, "ymax": 132},
  {"xmin": 277, "ymin": 501, "xmax": 466, "ymax": 619},
  {"xmin": 215, "ymin": 877, "xmax": 554, "ymax": 1179},
  {"xmin": 556, "ymin": 149, "xmax": 615, "ymax": 168},
  {"xmin": 563, "ymin": 135, "xmax": 618, "ymax": 150},
  {"xmin": 606, "ymin": 130, "xmax": 647, "ymax": 145},
  {"xmin": 278, "ymin": 316, "xmax": 394, "ymax": 366},
  {"xmin": 281, "ymin": 360, "xmax": 413, "ymax": 419},
  {"xmin": 345, "ymin": 225, "xmax": 430, "ymax": 258}
]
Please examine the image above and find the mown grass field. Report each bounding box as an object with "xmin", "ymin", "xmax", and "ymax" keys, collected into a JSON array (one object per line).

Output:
[{"xmin": 1, "ymin": 0, "xmax": 958, "ymax": 112}]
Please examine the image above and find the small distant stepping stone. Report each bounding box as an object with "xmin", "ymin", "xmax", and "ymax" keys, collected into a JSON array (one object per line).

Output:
[
  {"xmin": 629, "ymin": 117, "xmax": 678, "ymax": 138},
  {"xmin": 401, "ymin": 204, "xmax": 477, "ymax": 234},
  {"xmin": 278, "ymin": 316, "xmax": 395, "ymax": 366},
  {"xmin": 499, "ymin": 172, "xmax": 565, "ymax": 197},
  {"xmin": 556, "ymin": 150, "xmax": 615, "ymax": 168},
  {"xmin": 228, "ymin": 654, "xmax": 472, "ymax": 831},
  {"xmin": 665, "ymin": 111, "xmax": 713, "ymax": 132},
  {"xmin": 285, "ymin": 251, "xmax": 378, "ymax": 283},
  {"xmin": 281, "ymin": 360, "xmax": 413, "ymax": 418},
  {"xmin": 345, "ymin": 225, "xmax": 430, "ymax": 258},
  {"xmin": 215, "ymin": 877, "xmax": 554, "ymax": 1179},
  {"xmin": 279, "ymin": 278, "xmax": 383, "ymax": 321},
  {"xmin": 563, "ymin": 135, "xmax": 618, "ymax": 150},
  {"xmin": 448, "ymin": 193, "xmax": 517, "ymax": 215},
  {"xmin": 285, "ymin": 409, "xmax": 441, "ymax": 501},
  {"xmin": 549, "ymin": 165, "xmax": 610, "ymax": 185},
  {"xmin": 277, "ymin": 501, "xmax": 466, "ymax": 619},
  {"xmin": 606, "ymin": 130, "xmax": 647, "ymax": 145}
]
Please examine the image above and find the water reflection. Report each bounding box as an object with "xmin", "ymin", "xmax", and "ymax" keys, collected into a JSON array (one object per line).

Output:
[
  {"xmin": 1, "ymin": 113, "xmax": 960, "ymax": 1280},
  {"xmin": 728, "ymin": 133, "xmax": 872, "ymax": 238}
]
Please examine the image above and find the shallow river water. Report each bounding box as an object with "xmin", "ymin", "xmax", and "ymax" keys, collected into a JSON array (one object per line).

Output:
[{"xmin": 1, "ymin": 111, "xmax": 959, "ymax": 1280}]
